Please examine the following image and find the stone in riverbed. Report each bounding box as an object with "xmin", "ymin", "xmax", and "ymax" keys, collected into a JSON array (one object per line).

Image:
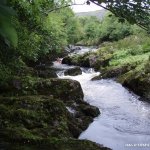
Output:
[
  {"xmin": 64, "ymin": 67, "xmax": 82, "ymax": 76},
  {"xmin": 79, "ymin": 104, "xmax": 100, "ymax": 117}
]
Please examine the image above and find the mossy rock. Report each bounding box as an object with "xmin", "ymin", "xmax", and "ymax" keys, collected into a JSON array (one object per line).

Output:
[
  {"xmin": 117, "ymin": 70, "xmax": 150, "ymax": 102},
  {"xmin": 34, "ymin": 65, "xmax": 57, "ymax": 78},
  {"xmin": 92, "ymin": 64, "xmax": 136, "ymax": 80},
  {"xmin": 0, "ymin": 95, "xmax": 104, "ymax": 149},
  {"xmin": 0, "ymin": 96, "xmax": 72, "ymax": 142},
  {"xmin": 64, "ymin": 67, "xmax": 82, "ymax": 76},
  {"xmin": 0, "ymin": 93, "xmax": 100, "ymax": 144},
  {"xmin": 62, "ymin": 55, "xmax": 90, "ymax": 67},
  {"xmin": 0, "ymin": 77, "xmax": 84, "ymax": 101},
  {"xmin": 1, "ymin": 139, "xmax": 111, "ymax": 150},
  {"xmin": 62, "ymin": 49, "xmax": 113, "ymax": 71}
]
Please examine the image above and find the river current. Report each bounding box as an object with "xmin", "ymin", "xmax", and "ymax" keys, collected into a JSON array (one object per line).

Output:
[{"xmin": 53, "ymin": 47, "xmax": 150, "ymax": 150}]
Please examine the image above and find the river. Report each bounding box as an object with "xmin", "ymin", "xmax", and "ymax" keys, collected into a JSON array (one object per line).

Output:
[{"xmin": 53, "ymin": 46, "xmax": 150, "ymax": 150}]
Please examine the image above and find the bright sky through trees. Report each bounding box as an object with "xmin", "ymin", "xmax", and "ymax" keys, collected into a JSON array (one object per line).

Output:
[{"xmin": 71, "ymin": 0, "xmax": 102, "ymax": 12}]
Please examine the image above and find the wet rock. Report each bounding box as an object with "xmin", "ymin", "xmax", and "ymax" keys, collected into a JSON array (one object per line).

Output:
[
  {"xmin": 62, "ymin": 55, "xmax": 90, "ymax": 67},
  {"xmin": 2, "ymin": 139, "xmax": 111, "ymax": 150},
  {"xmin": 34, "ymin": 65, "xmax": 57, "ymax": 78},
  {"xmin": 0, "ymin": 88, "xmax": 105, "ymax": 149},
  {"xmin": 79, "ymin": 104, "xmax": 100, "ymax": 117},
  {"xmin": 0, "ymin": 96, "xmax": 71, "ymax": 141},
  {"xmin": 62, "ymin": 50, "xmax": 112, "ymax": 71},
  {"xmin": 62, "ymin": 56, "xmax": 72, "ymax": 65},
  {"xmin": 36, "ymin": 69, "xmax": 57, "ymax": 78},
  {"xmin": 92, "ymin": 64, "xmax": 136, "ymax": 80},
  {"xmin": 0, "ymin": 95, "xmax": 100, "ymax": 141},
  {"xmin": 68, "ymin": 45, "xmax": 81, "ymax": 52},
  {"xmin": 35, "ymin": 78, "xmax": 84, "ymax": 103},
  {"xmin": 64, "ymin": 67, "xmax": 82, "ymax": 76},
  {"xmin": 117, "ymin": 71, "xmax": 150, "ymax": 102}
]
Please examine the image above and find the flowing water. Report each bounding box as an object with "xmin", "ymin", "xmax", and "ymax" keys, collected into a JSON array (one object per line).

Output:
[{"xmin": 53, "ymin": 47, "xmax": 150, "ymax": 150}]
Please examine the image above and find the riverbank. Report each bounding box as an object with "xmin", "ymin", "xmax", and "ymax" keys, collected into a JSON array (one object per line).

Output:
[
  {"xmin": 0, "ymin": 62, "xmax": 111, "ymax": 150},
  {"xmin": 62, "ymin": 34, "xmax": 150, "ymax": 102}
]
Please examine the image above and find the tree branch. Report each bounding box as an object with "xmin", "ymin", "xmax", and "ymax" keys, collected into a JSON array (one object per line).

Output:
[
  {"xmin": 89, "ymin": 0, "xmax": 110, "ymax": 12},
  {"xmin": 46, "ymin": 2, "xmax": 86, "ymax": 14}
]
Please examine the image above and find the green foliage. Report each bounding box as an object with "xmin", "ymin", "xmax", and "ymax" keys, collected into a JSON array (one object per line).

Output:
[
  {"xmin": 0, "ymin": 0, "xmax": 82, "ymax": 84},
  {"xmin": 43, "ymin": 12, "xmax": 67, "ymax": 52},
  {"xmin": 98, "ymin": 33, "xmax": 150, "ymax": 68},
  {"xmin": 89, "ymin": 0, "xmax": 150, "ymax": 32},
  {"xmin": 77, "ymin": 13, "xmax": 133, "ymax": 45},
  {"xmin": 0, "ymin": 0, "xmax": 18, "ymax": 47},
  {"xmin": 66, "ymin": 17, "xmax": 83, "ymax": 44},
  {"xmin": 99, "ymin": 14, "xmax": 132, "ymax": 41},
  {"xmin": 77, "ymin": 16, "xmax": 101, "ymax": 45}
]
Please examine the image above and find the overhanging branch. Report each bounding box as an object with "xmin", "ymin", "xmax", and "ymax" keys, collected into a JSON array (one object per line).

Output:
[{"xmin": 46, "ymin": 2, "xmax": 86, "ymax": 14}]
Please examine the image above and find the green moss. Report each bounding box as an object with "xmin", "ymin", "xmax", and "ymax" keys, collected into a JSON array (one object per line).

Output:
[
  {"xmin": 1, "ymin": 139, "xmax": 110, "ymax": 150},
  {"xmin": 0, "ymin": 96, "xmax": 71, "ymax": 142}
]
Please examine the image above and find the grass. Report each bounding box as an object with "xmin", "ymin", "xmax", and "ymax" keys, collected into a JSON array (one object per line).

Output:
[
  {"xmin": 97, "ymin": 33, "xmax": 150, "ymax": 69},
  {"xmin": 110, "ymin": 52, "xmax": 150, "ymax": 66}
]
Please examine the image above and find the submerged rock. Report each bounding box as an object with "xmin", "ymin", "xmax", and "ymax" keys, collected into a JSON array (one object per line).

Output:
[{"xmin": 64, "ymin": 67, "xmax": 82, "ymax": 76}]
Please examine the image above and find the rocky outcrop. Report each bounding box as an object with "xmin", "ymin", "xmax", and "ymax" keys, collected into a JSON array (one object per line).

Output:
[
  {"xmin": 92, "ymin": 64, "xmax": 136, "ymax": 80},
  {"xmin": 62, "ymin": 50, "xmax": 112, "ymax": 71},
  {"xmin": 0, "ymin": 95, "xmax": 104, "ymax": 149},
  {"xmin": 1, "ymin": 139, "xmax": 111, "ymax": 150},
  {"xmin": 62, "ymin": 54, "xmax": 90, "ymax": 68},
  {"xmin": 117, "ymin": 71, "xmax": 150, "ymax": 102},
  {"xmin": 0, "ymin": 76, "xmax": 107, "ymax": 149},
  {"xmin": 64, "ymin": 67, "xmax": 82, "ymax": 76},
  {"xmin": 35, "ymin": 65, "xmax": 57, "ymax": 78}
]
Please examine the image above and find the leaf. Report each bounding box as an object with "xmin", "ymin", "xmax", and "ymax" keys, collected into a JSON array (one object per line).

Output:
[
  {"xmin": 0, "ymin": 20, "xmax": 18, "ymax": 47},
  {"xmin": 0, "ymin": 4, "xmax": 18, "ymax": 47}
]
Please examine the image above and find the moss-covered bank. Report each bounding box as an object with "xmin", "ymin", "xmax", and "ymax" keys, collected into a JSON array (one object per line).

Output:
[{"xmin": 0, "ymin": 71, "xmax": 110, "ymax": 149}]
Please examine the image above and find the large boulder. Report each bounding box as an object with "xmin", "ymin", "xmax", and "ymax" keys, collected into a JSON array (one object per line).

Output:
[
  {"xmin": 62, "ymin": 55, "xmax": 90, "ymax": 67},
  {"xmin": 0, "ymin": 77, "xmax": 100, "ymax": 137},
  {"xmin": 34, "ymin": 65, "xmax": 57, "ymax": 78},
  {"xmin": 0, "ymin": 96, "xmax": 71, "ymax": 142},
  {"xmin": 36, "ymin": 69, "xmax": 57, "ymax": 78},
  {"xmin": 92, "ymin": 64, "xmax": 136, "ymax": 80},
  {"xmin": 0, "ymin": 77, "xmax": 83, "ymax": 100},
  {"xmin": 62, "ymin": 50, "xmax": 112, "ymax": 71},
  {"xmin": 64, "ymin": 67, "xmax": 82, "ymax": 76},
  {"xmin": 0, "ymin": 81, "xmax": 105, "ymax": 149},
  {"xmin": 34, "ymin": 78, "xmax": 84, "ymax": 103},
  {"xmin": 79, "ymin": 105, "xmax": 100, "ymax": 117},
  {"xmin": 117, "ymin": 71, "xmax": 150, "ymax": 102},
  {"xmin": 0, "ymin": 96, "xmax": 101, "ymax": 145}
]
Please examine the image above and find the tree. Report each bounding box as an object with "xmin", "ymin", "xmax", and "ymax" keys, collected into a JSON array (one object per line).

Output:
[
  {"xmin": 99, "ymin": 13, "xmax": 133, "ymax": 42},
  {"xmin": 88, "ymin": 0, "xmax": 150, "ymax": 32}
]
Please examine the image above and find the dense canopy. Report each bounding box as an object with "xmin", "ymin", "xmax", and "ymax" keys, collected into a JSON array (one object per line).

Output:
[{"xmin": 89, "ymin": 0, "xmax": 150, "ymax": 31}]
